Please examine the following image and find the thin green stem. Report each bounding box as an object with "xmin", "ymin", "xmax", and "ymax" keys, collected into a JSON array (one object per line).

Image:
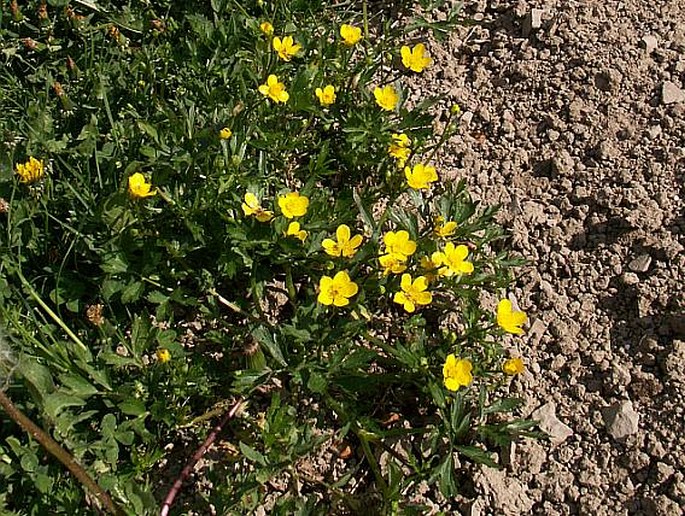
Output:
[{"xmin": 15, "ymin": 269, "xmax": 89, "ymax": 355}]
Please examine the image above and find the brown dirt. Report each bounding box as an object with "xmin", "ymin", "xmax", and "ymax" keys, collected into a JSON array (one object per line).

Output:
[{"xmin": 409, "ymin": 0, "xmax": 685, "ymax": 513}]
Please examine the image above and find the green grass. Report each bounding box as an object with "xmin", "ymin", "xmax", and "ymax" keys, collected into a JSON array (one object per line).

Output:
[{"xmin": 0, "ymin": 1, "xmax": 538, "ymax": 514}]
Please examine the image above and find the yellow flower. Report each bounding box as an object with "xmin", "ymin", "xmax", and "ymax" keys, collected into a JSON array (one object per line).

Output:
[
  {"xmin": 272, "ymin": 35, "xmax": 301, "ymax": 61},
  {"xmin": 431, "ymin": 243, "xmax": 474, "ymax": 277},
  {"xmin": 374, "ymin": 85, "xmax": 399, "ymax": 111},
  {"xmin": 156, "ymin": 348, "xmax": 171, "ymax": 363},
  {"xmin": 497, "ymin": 299, "xmax": 528, "ymax": 335},
  {"xmin": 383, "ymin": 230, "xmax": 416, "ymax": 258},
  {"xmin": 259, "ymin": 74, "xmax": 289, "ymax": 103},
  {"xmin": 503, "ymin": 357, "xmax": 525, "ymax": 375},
  {"xmin": 219, "ymin": 127, "xmax": 233, "ymax": 139},
  {"xmin": 433, "ymin": 216, "xmax": 457, "ymax": 238},
  {"xmin": 278, "ymin": 191, "xmax": 309, "ymax": 219},
  {"xmin": 405, "ymin": 163, "xmax": 438, "ymax": 190},
  {"xmin": 443, "ymin": 354, "xmax": 473, "ymax": 391},
  {"xmin": 340, "ymin": 24, "xmax": 362, "ymax": 46},
  {"xmin": 242, "ymin": 192, "xmax": 274, "ymax": 222},
  {"xmin": 400, "ymin": 43, "xmax": 432, "ymax": 73},
  {"xmin": 315, "ymin": 85, "xmax": 336, "ymax": 106},
  {"xmin": 260, "ymin": 21, "xmax": 274, "ymax": 36},
  {"xmin": 388, "ymin": 133, "xmax": 411, "ymax": 166},
  {"xmin": 322, "ymin": 224, "xmax": 363, "ymax": 258},
  {"xmin": 393, "ymin": 273, "xmax": 432, "ymax": 313},
  {"xmin": 128, "ymin": 172, "xmax": 157, "ymax": 199},
  {"xmin": 318, "ymin": 270, "xmax": 358, "ymax": 307},
  {"xmin": 378, "ymin": 254, "xmax": 407, "ymax": 275},
  {"xmin": 286, "ymin": 221, "xmax": 307, "ymax": 242},
  {"xmin": 15, "ymin": 157, "xmax": 45, "ymax": 184}
]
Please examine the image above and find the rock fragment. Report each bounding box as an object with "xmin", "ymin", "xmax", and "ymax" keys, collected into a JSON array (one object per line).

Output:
[
  {"xmin": 640, "ymin": 35, "xmax": 658, "ymax": 53},
  {"xmin": 662, "ymin": 81, "xmax": 685, "ymax": 105},
  {"xmin": 602, "ymin": 400, "xmax": 640, "ymax": 439},
  {"xmin": 474, "ymin": 466, "xmax": 535, "ymax": 515},
  {"xmin": 532, "ymin": 402, "xmax": 573, "ymax": 445},
  {"xmin": 628, "ymin": 254, "xmax": 652, "ymax": 273},
  {"xmin": 522, "ymin": 9, "xmax": 544, "ymax": 37}
]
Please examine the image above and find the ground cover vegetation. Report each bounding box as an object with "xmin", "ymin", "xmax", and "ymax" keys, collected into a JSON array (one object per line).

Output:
[{"xmin": 0, "ymin": 0, "xmax": 538, "ymax": 513}]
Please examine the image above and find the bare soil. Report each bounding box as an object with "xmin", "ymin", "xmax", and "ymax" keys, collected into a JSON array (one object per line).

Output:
[{"xmin": 411, "ymin": 0, "xmax": 685, "ymax": 513}]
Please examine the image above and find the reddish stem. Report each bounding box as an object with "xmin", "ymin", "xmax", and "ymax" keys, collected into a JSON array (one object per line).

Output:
[{"xmin": 159, "ymin": 399, "xmax": 243, "ymax": 516}]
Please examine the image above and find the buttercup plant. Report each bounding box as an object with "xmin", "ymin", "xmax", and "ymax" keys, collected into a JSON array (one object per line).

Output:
[{"xmin": 0, "ymin": 0, "xmax": 537, "ymax": 513}]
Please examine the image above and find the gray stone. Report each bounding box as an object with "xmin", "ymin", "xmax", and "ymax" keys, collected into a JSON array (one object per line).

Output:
[
  {"xmin": 628, "ymin": 254, "xmax": 652, "ymax": 273},
  {"xmin": 662, "ymin": 81, "xmax": 685, "ymax": 105},
  {"xmin": 602, "ymin": 400, "xmax": 640, "ymax": 439},
  {"xmin": 532, "ymin": 402, "xmax": 573, "ymax": 445}
]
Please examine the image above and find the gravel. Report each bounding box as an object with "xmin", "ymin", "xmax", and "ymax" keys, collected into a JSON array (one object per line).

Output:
[{"xmin": 410, "ymin": 0, "xmax": 685, "ymax": 512}]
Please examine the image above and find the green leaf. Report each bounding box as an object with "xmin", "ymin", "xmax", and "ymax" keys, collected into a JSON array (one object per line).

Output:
[
  {"xmin": 239, "ymin": 442, "xmax": 267, "ymax": 466},
  {"xmin": 59, "ymin": 373, "xmax": 98, "ymax": 397},
  {"xmin": 121, "ymin": 281, "xmax": 145, "ymax": 304},
  {"xmin": 43, "ymin": 392, "xmax": 87, "ymax": 419},
  {"xmin": 101, "ymin": 253, "xmax": 128, "ymax": 274},
  {"xmin": 455, "ymin": 445, "xmax": 499, "ymax": 468},
  {"xmin": 482, "ymin": 398, "xmax": 523, "ymax": 416},
  {"xmin": 118, "ymin": 399, "xmax": 147, "ymax": 417},
  {"xmin": 252, "ymin": 327, "xmax": 287, "ymax": 367},
  {"xmin": 18, "ymin": 359, "xmax": 55, "ymax": 398},
  {"xmin": 306, "ymin": 372, "xmax": 327, "ymax": 394}
]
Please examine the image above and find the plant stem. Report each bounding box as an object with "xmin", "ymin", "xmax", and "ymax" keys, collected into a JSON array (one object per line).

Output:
[
  {"xmin": 15, "ymin": 269, "xmax": 89, "ymax": 355},
  {"xmin": 0, "ymin": 390, "xmax": 123, "ymax": 515},
  {"xmin": 159, "ymin": 399, "xmax": 244, "ymax": 516}
]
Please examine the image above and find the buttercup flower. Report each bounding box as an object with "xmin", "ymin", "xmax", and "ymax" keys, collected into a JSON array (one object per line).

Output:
[
  {"xmin": 156, "ymin": 348, "xmax": 171, "ymax": 363},
  {"xmin": 433, "ymin": 216, "xmax": 457, "ymax": 238},
  {"xmin": 443, "ymin": 354, "xmax": 473, "ymax": 391},
  {"xmin": 286, "ymin": 221, "xmax": 308, "ymax": 242},
  {"xmin": 219, "ymin": 127, "xmax": 232, "ymax": 139},
  {"xmin": 278, "ymin": 191, "xmax": 309, "ymax": 219},
  {"xmin": 259, "ymin": 74, "xmax": 289, "ymax": 103},
  {"xmin": 260, "ymin": 21, "xmax": 274, "ymax": 36},
  {"xmin": 242, "ymin": 192, "xmax": 274, "ymax": 222},
  {"xmin": 497, "ymin": 299, "xmax": 528, "ymax": 335},
  {"xmin": 405, "ymin": 163, "xmax": 438, "ymax": 190},
  {"xmin": 393, "ymin": 273, "xmax": 432, "ymax": 313},
  {"xmin": 379, "ymin": 254, "xmax": 407, "ymax": 275},
  {"xmin": 431, "ymin": 243, "xmax": 474, "ymax": 277},
  {"xmin": 315, "ymin": 85, "xmax": 336, "ymax": 106},
  {"xmin": 318, "ymin": 270, "xmax": 359, "ymax": 307},
  {"xmin": 340, "ymin": 24, "xmax": 362, "ymax": 46},
  {"xmin": 383, "ymin": 230, "xmax": 417, "ymax": 258},
  {"xmin": 15, "ymin": 156, "xmax": 45, "ymax": 184},
  {"xmin": 374, "ymin": 85, "xmax": 399, "ymax": 111},
  {"xmin": 503, "ymin": 357, "xmax": 525, "ymax": 375},
  {"xmin": 401, "ymin": 43, "xmax": 432, "ymax": 73},
  {"xmin": 128, "ymin": 172, "xmax": 156, "ymax": 199},
  {"xmin": 388, "ymin": 133, "xmax": 411, "ymax": 166},
  {"xmin": 272, "ymin": 35, "xmax": 301, "ymax": 61},
  {"xmin": 322, "ymin": 224, "xmax": 363, "ymax": 258}
]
